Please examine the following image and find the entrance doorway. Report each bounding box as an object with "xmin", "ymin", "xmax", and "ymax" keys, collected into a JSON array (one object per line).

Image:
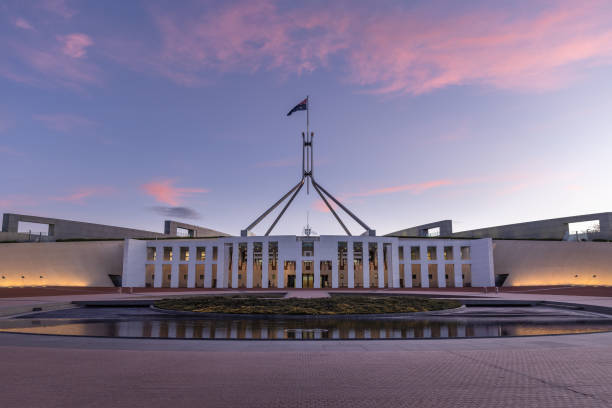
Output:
[{"xmin": 302, "ymin": 274, "xmax": 314, "ymax": 288}]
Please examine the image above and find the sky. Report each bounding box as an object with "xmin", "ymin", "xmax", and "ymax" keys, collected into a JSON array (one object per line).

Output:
[{"xmin": 1, "ymin": 0, "xmax": 612, "ymax": 237}]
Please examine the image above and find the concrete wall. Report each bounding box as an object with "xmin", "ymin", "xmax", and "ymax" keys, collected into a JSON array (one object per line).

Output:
[
  {"xmin": 0, "ymin": 241, "xmax": 124, "ymax": 287},
  {"xmin": 387, "ymin": 220, "xmax": 453, "ymax": 237},
  {"xmin": 2, "ymin": 213, "xmax": 166, "ymax": 241},
  {"xmin": 454, "ymin": 212, "xmax": 612, "ymax": 240},
  {"xmin": 164, "ymin": 220, "xmax": 230, "ymax": 238},
  {"xmin": 494, "ymin": 240, "xmax": 612, "ymax": 286}
]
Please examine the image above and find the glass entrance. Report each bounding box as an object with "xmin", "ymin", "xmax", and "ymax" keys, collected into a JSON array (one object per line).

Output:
[{"xmin": 302, "ymin": 274, "xmax": 314, "ymax": 288}]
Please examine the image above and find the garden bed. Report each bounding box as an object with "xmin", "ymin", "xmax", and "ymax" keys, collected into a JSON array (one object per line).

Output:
[{"xmin": 154, "ymin": 295, "xmax": 462, "ymax": 315}]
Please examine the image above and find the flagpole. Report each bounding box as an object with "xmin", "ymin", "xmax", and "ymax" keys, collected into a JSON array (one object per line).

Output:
[{"xmin": 306, "ymin": 95, "xmax": 310, "ymax": 194}]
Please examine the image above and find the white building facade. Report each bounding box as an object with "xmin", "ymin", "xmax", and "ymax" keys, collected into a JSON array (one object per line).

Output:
[{"xmin": 123, "ymin": 236, "xmax": 494, "ymax": 289}]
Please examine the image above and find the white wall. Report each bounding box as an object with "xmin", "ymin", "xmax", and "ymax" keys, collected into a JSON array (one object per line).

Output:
[
  {"xmin": 0, "ymin": 241, "xmax": 123, "ymax": 287},
  {"xmin": 494, "ymin": 240, "xmax": 612, "ymax": 286}
]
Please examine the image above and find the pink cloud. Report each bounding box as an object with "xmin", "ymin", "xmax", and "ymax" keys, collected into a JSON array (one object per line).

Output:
[
  {"xmin": 1, "ymin": 32, "xmax": 101, "ymax": 89},
  {"xmin": 15, "ymin": 18, "xmax": 34, "ymax": 30},
  {"xmin": 39, "ymin": 0, "xmax": 77, "ymax": 19},
  {"xmin": 312, "ymin": 179, "xmax": 453, "ymax": 213},
  {"xmin": 58, "ymin": 34, "xmax": 93, "ymax": 58},
  {"xmin": 353, "ymin": 180, "xmax": 454, "ymax": 197},
  {"xmin": 312, "ymin": 198, "xmax": 341, "ymax": 214},
  {"xmin": 349, "ymin": 2, "xmax": 612, "ymax": 94},
  {"xmin": 127, "ymin": 0, "xmax": 612, "ymax": 94},
  {"xmin": 51, "ymin": 187, "xmax": 115, "ymax": 204},
  {"xmin": 34, "ymin": 113, "xmax": 95, "ymax": 132},
  {"xmin": 142, "ymin": 179, "xmax": 209, "ymax": 206}
]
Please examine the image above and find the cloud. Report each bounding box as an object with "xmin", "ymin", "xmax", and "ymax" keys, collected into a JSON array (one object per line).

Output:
[
  {"xmin": 39, "ymin": 0, "xmax": 77, "ymax": 19},
  {"xmin": 129, "ymin": 0, "xmax": 612, "ymax": 94},
  {"xmin": 58, "ymin": 34, "xmax": 93, "ymax": 58},
  {"xmin": 15, "ymin": 18, "xmax": 34, "ymax": 30},
  {"xmin": 151, "ymin": 206, "xmax": 201, "ymax": 220},
  {"xmin": 1, "ymin": 33, "xmax": 101, "ymax": 90},
  {"xmin": 312, "ymin": 179, "xmax": 453, "ymax": 213},
  {"xmin": 142, "ymin": 179, "xmax": 209, "ymax": 206},
  {"xmin": 312, "ymin": 198, "xmax": 340, "ymax": 214},
  {"xmin": 353, "ymin": 180, "xmax": 454, "ymax": 197},
  {"xmin": 33, "ymin": 113, "xmax": 95, "ymax": 132},
  {"xmin": 51, "ymin": 187, "xmax": 115, "ymax": 203}
]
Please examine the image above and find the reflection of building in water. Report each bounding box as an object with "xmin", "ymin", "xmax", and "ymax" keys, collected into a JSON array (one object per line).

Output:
[{"xmin": 4, "ymin": 319, "xmax": 608, "ymax": 339}]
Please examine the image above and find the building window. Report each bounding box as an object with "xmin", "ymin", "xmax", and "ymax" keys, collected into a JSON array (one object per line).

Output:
[
  {"xmin": 427, "ymin": 246, "xmax": 437, "ymax": 260},
  {"xmin": 411, "ymin": 246, "xmax": 420, "ymax": 260},
  {"xmin": 147, "ymin": 247, "xmax": 157, "ymax": 261},
  {"xmin": 460, "ymin": 246, "xmax": 471, "ymax": 260},
  {"xmin": 212, "ymin": 246, "xmax": 218, "ymax": 261},
  {"xmin": 180, "ymin": 247, "xmax": 189, "ymax": 261},
  {"xmin": 163, "ymin": 247, "xmax": 173, "ymax": 261},
  {"xmin": 176, "ymin": 227, "xmax": 191, "ymax": 237},
  {"xmin": 398, "ymin": 246, "xmax": 404, "ymax": 261},
  {"xmin": 444, "ymin": 246, "xmax": 453, "ymax": 260},
  {"xmin": 197, "ymin": 247, "xmax": 206, "ymax": 261},
  {"xmin": 426, "ymin": 227, "xmax": 440, "ymax": 237},
  {"xmin": 302, "ymin": 241, "xmax": 314, "ymax": 257}
]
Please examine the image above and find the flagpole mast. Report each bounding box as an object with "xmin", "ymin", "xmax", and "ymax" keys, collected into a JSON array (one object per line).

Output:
[{"xmin": 306, "ymin": 95, "xmax": 310, "ymax": 194}]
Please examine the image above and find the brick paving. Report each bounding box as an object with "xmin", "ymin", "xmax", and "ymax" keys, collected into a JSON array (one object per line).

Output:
[{"xmin": 2, "ymin": 334, "xmax": 612, "ymax": 407}]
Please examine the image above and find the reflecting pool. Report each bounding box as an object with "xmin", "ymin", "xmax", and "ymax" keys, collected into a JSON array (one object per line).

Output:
[{"xmin": 2, "ymin": 317, "xmax": 612, "ymax": 340}]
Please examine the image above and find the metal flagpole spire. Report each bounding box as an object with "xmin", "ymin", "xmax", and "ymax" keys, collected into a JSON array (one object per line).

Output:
[
  {"xmin": 241, "ymin": 96, "xmax": 375, "ymax": 237},
  {"xmin": 306, "ymin": 95, "xmax": 310, "ymax": 194}
]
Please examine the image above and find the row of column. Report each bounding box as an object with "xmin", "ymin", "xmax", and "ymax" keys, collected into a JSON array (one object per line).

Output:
[
  {"xmin": 231, "ymin": 240, "xmax": 397, "ymax": 289},
  {"xmin": 150, "ymin": 244, "xmax": 224, "ymax": 288}
]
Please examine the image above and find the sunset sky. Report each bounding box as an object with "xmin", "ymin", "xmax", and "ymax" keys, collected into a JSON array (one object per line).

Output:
[{"xmin": 1, "ymin": 0, "xmax": 611, "ymax": 236}]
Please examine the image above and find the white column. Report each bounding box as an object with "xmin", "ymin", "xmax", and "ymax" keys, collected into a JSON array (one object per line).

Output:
[
  {"xmin": 296, "ymin": 259, "xmax": 303, "ymax": 288},
  {"xmin": 154, "ymin": 262, "xmax": 162, "ymax": 288},
  {"xmin": 420, "ymin": 262, "xmax": 429, "ymax": 288},
  {"xmin": 202, "ymin": 246, "xmax": 210, "ymax": 288},
  {"xmin": 261, "ymin": 241, "xmax": 269, "ymax": 289},
  {"xmin": 331, "ymin": 257, "xmax": 339, "ymax": 288},
  {"xmin": 363, "ymin": 241, "xmax": 370, "ymax": 288},
  {"xmin": 377, "ymin": 243, "xmax": 384, "ymax": 288},
  {"xmin": 314, "ymin": 258, "xmax": 321, "ymax": 288},
  {"xmin": 170, "ymin": 262, "xmax": 179, "ymax": 288},
  {"xmin": 187, "ymin": 263, "xmax": 196, "ymax": 288},
  {"xmin": 231, "ymin": 242, "xmax": 239, "ymax": 288},
  {"xmin": 246, "ymin": 241, "xmax": 254, "ymax": 288},
  {"xmin": 187, "ymin": 245, "xmax": 196, "ymax": 288},
  {"xmin": 391, "ymin": 243, "xmax": 400, "ymax": 288},
  {"xmin": 347, "ymin": 242, "xmax": 354, "ymax": 288},
  {"xmin": 220, "ymin": 244, "xmax": 228, "ymax": 288},
  {"xmin": 420, "ymin": 244, "xmax": 429, "ymax": 288},
  {"xmin": 454, "ymin": 261, "xmax": 463, "ymax": 287},
  {"xmin": 277, "ymin": 258, "xmax": 284, "ymax": 288},
  {"xmin": 404, "ymin": 261, "xmax": 413, "ymax": 288},
  {"xmin": 437, "ymin": 245, "xmax": 446, "ymax": 288}
]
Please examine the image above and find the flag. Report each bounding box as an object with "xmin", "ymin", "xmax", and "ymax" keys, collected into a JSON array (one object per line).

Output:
[{"xmin": 287, "ymin": 97, "xmax": 308, "ymax": 116}]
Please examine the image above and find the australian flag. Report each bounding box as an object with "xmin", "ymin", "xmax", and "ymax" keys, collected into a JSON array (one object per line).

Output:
[{"xmin": 287, "ymin": 97, "xmax": 308, "ymax": 116}]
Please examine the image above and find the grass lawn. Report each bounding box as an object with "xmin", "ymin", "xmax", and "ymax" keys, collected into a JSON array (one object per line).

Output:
[{"xmin": 154, "ymin": 295, "xmax": 461, "ymax": 315}]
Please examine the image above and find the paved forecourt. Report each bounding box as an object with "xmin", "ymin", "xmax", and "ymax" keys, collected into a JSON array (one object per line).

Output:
[{"xmin": 2, "ymin": 326, "xmax": 612, "ymax": 407}]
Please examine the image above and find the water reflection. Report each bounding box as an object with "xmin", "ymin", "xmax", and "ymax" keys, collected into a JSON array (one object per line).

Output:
[{"xmin": 1, "ymin": 318, "xmax": 612, "ymax": 340}]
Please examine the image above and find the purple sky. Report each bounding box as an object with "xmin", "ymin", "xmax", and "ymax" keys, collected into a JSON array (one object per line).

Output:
[{"xmin": 1, "ymin": 0, "xmax": 612, "ymax": 236}]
